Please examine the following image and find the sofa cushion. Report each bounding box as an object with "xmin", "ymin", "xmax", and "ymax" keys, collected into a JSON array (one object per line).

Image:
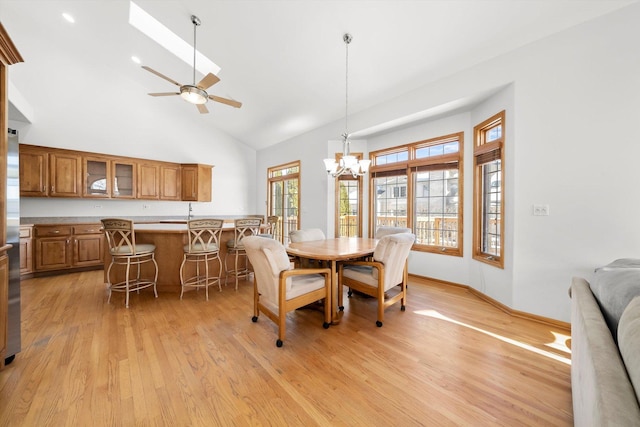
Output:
[
  {"xmin": 617, "ymin": 296, "xmax": 640, "ymax": 407},
  {"xmin": 590, "ymin": 259, "xmax": 640, "ymax": 339}
]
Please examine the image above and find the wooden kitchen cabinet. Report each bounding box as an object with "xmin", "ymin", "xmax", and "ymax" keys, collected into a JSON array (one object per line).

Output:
[
  {"xmin": 49, "ymin": 151, "xmax": 82, "ymax": 197},
  {"xmin": 19, "ymin": 226, "xmax": 33, "ymax": 275},
  {"xmin": 72, "ymin": 224, "xmax": 104, "ymax": 267},
  {"xmin": 83, "ymin": 156, "xmax": 111, "ymax": 198},
  {"xmin": 83, "ymin": 157, "xmax": 136, "ymax": 199},
  {"xmin": 34, "ymin": 225, "xmax": 72, "ymax": 271},
  {"xmin": 0, "ymin": 252, "xmax": 8, "ymax": 368},
  {"xmin": 34, "ymin": 223, "xmax": 104, "ymax": 272},
  {"xmin": 19, "ymin": 144, "xmax": 212, "ymax": 202},
  {"xmin": 112, "ymin": 159, "xmax": 136, "ymax": 198},
  {"xmin": 160, "ymin": 163, "xmax": 181, "ymax": 201},
  {"xmin": 19, "ymin": 145, "xmax": 82, "ymax": 198},
  {"xmin": 137, "ymin": 161, "xmax": 160, "ymax": 200},
  {"xmin": 181, "ymin": 164, "xmax": 212, "ymax": 201},
  {"xmin": 19, "ymin": 146, "xmax": 48, "ymax": 197}
]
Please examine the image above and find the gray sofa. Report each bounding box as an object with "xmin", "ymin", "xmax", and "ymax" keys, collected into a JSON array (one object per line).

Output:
[{"xmin": 571, "ymin": 259, "xmax": 640, "ymax": 426}]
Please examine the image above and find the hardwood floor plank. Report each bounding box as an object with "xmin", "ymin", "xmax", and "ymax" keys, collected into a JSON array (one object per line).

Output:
[{"xmin": 0, "ymin": 270, "xmax": 572, "ymax": 426}]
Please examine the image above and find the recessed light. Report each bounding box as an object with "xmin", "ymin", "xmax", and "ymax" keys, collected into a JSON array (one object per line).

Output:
[
  {"xmin": 62, "ymin": 13, "xmax": 75, "ymax": 23},
  {"xmin": 131, "ymin": 56, "xmax": 141, "ymax": 64}
]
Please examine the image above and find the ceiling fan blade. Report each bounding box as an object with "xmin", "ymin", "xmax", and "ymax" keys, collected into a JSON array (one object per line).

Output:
[
  {"xmin": 148, "ymin": 92, "xmax": 180, "ymax": 97},
  {"xmin": 142, "ymin": 66, "xmax": 182, "ymax": 87},
  {"xmin": 197, "ymin": 103, "xmax": 209, "ymax": 114},
  {"xmin": 197, "ymin": 73, "xmax": 220, "ymax": 90},
  {"xmin": 209, "ymin": 95, "xmax": 242, "ymax": 108}
]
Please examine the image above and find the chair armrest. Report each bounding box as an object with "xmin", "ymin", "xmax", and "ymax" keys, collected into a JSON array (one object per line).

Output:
[
  {"xmin": 340, "ymin": 260, "xmax": 383, "ymax": 271},
  {"xmin": 281, "ymin": 268, "xmax": 331, "ymax": 279}
]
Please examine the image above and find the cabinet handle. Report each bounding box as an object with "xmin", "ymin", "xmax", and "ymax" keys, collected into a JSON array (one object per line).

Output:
[
  {"xmin": 51, "ymin": 230, "xmax": 60, "ymax": 234},
  {"xmin": 51, "ymin": 185, "xmax": 55, "ymax": 193}
]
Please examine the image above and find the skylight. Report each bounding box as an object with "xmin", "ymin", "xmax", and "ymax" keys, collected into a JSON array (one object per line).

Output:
[{"xmin": 128, "ymin": 1, "xmax": 221, "ymax": 76}]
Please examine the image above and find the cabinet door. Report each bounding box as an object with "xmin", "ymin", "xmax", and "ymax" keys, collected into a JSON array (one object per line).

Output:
[
  {"xmin": 160, "ymin": 164, "xmax": 181, "ymax": 200},
  {"xmin": 181, "ymin": 164, "xmax": 211, "ymax": 202},
  {"xmin": 0, "ymin": 253, "xmax": 7, "ymax": 368},
  {"xmin": 112, "ymin": 160, "xmax": 136, "ymax": 199},
  {"xmin": 19, "ymin": 238, "xmax": 33, "ymax": 274},
  {"xmin": 35, "ymin": 237, "xmax": 71, "ymax": 271},
  {"xmin": 137, "ymin": 162, "xmax": 160, "ymax": 199},
  {"xmin": 73, "ymin": 235, "xmax": 104, "ymax": 267},
  {"xmin": 34, "ymin": 225, "xmax": 72, "ymax": 271},
  {"xmin": 19, "ymin": 149, "xmax": 48, "ymax": 197},
  {"xmin": 49, "ymin": 152, "xmax": 82, "ymax": 197},
  {"xmin": 83, "ymin": 157, "xmax": 111, "ymax": 198}
]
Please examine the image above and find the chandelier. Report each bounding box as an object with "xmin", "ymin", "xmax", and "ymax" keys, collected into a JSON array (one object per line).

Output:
[{"xmin": 323, "ymin": 33, "xmax": 371, "ymax": 178}]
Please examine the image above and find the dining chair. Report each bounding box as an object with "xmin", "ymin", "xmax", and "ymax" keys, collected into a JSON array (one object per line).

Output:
[
  {"xmin": 289, "ymin": 228, "xmax": 326, "ymax": 267},
  {"xmin": 243, "ymin": 236, "xmax": 331, "ymax": 347},
  {"xmin": 338, "ymin": 233, "xmax": 415, "ymax": 326},
  {"xmin": 225, "ymin": 218, "xmax": 262, "ymax": 290},
  {"xmin": 375, "ymin": 226, "xmax": 411, "ymax": 239},
  {"xmin": 180, "ymin": 218, "xmax": 224, "ymax": 301},
  {"xmin": 289, "ymin": 228, "xmax": 326, "ymax": 243},
  {"xmin": 101, "ymin": 218, "xmax": 158, "ymax": 308}
]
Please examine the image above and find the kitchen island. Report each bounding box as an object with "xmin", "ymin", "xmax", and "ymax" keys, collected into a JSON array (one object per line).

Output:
[{"xmin": 104, "ymin": 221, "xmax": 254, "ymax": 294}]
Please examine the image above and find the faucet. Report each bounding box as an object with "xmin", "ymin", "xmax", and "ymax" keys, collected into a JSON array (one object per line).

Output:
[{"xmin": 188, "ymin": 202, "xmax": 193, "ymax": 220}]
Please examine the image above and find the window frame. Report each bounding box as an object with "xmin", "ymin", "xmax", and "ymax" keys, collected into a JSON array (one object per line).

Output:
[
  {"xmin": 267, "ymin": 161, "xmax": 301, "ymax": 243},
  {"xmin": 369, "ymin": 132, "xmax": 464, "ymax": 256},
  {"xmin": 334, "ymin": 152, "xmax": 364, "ymax": 237},
  {"xmin": 473, "ymin": 111, "xmax": 505, "ymax": 268}
]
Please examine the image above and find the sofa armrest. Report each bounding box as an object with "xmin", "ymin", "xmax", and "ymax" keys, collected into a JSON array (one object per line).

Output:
[{"xmin": 570, "ymin": 277, "xmax": 640, "ymax": 426}]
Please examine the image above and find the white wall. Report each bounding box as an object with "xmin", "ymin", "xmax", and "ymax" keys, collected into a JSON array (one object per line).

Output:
[{"xmin": 256, "ymin": 3, "xmax": 640, "ymax": 322}]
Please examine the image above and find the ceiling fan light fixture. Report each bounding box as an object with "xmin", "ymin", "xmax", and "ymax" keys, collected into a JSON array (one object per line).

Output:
[{"xmin": 180, "ymin": 85, "xmax": 208, "ymax": 104}]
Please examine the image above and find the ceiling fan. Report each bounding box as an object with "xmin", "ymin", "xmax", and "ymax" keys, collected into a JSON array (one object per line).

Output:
[{"xmin": 142, "ymin": 15, "xmax": 242, "ymax": 114}]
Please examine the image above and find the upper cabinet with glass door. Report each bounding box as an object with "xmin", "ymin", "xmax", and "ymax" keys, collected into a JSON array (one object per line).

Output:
[{"xmin": 83, "ymin": 156, "xmax": 136, "ymax": 199}]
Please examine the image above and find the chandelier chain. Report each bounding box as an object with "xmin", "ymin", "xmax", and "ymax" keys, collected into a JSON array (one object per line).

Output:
[{"xmin": 345, "ymin": 34, "xmax": 349, "ymax": 138}]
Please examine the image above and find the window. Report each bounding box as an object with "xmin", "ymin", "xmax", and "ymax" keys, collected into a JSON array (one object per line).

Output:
[
  {"xmin": 335, "ymin": 153, "xmax": 363, "ymax": 237},
  {"xmin": 267, "ymin": 162, "xmax": 300, "ymax": 243},
  {"xmin": 473, "ymin": 111, "xmax": 505, "ymax": 268},
  {"xmin": 370, "ymin": 132, "xmax": 463, "ymax": 256}
]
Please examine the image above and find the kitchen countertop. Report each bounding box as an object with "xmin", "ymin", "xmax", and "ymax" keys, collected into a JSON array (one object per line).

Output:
[{"xmin": 20, "ymin": 215, "xmax": 263, "ymax": 226}]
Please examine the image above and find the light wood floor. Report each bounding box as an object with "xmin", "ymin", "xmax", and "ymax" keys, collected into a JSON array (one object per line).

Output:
[{"xmin": 0, "ymin": 271, "xmax": 573, "ymax": 426}]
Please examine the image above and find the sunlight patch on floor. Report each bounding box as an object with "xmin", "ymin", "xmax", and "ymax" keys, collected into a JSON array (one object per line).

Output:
[{"xmin": 415, "ymin": 309, "xmax": 571, "ymax": 365}]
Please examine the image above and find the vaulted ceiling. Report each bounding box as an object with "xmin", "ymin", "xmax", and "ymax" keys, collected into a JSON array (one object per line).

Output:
[{"xmin": 3, "ymin": 0, "xmax": 635, "ymax": 151}]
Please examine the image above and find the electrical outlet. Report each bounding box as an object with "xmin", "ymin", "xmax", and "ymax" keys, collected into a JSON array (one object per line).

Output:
[
  {"xmin": 93, "ymin": 204, "xmax": 102, "ymax": 209},
  {"xmin": 143, "ymin": 204, "xmax": 150, "ymax": 209},
  {"xmin": 533, "ymin": 204, "xmax": 549, "ymax": 216}
]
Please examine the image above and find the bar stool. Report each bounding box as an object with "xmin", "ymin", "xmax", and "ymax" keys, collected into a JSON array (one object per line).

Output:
[
  {"xmin": 258, "ymin": 215, "xmax": 279, "ymax": 239},
  {"xmin": 101, "ymin": 218, "xmax": 158, "ymax": 308},
  {"xmin": 225, "ymin": 218, "xmax": 262, "ymax": 290},
  {"xmin": 180, "ymin": 219, "xmax": 224, "ymax": 301}
]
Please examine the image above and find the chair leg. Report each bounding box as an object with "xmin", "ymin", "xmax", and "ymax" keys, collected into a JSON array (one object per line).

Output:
[
  {"xmin": 215, "ymin": 254, "xmax": 223, "ymax": 292},
  {"xmin": 376, "ymin": 285, "xmax": 385, "ymax": 327},
  {"xmin": 151, "ymin": 255, "xmax": 159, "ymax": 298},
  {"xmin": 106, "ymin": 261, "xmax": 114, "ymax": 304},
  {"xmin": 277, "ymin": 304, "xmax": 286, "ymax": 347},
  {"xmin": 125, "ymin": 260, "xmax": 131, "ymax": 308},
  {"xmin": 204, "ymin": 254, "xmax": 210, "ymax": 301},
  {"xmin": 234, "ymin": 250, "xmax": 240, "ymax": 291},
  {"xmin": 179, "ymin": 254, "xmax": 187, "ymax": 300}
]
